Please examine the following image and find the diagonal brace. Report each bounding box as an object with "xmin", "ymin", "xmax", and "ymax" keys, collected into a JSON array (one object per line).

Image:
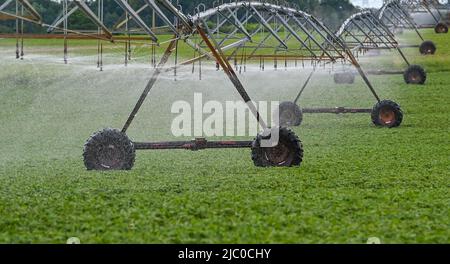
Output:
[
  {"xmin": 122, "ymin": 38, "xmax": 178, "ymax": 133},
  {"xmin": 74, "ymin": 0, "xmax": 112, "ymax": 39}
]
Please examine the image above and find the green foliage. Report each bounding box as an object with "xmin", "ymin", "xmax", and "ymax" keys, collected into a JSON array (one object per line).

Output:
[
  {"xmin": 0, "ymin": 24, "xmax": 13, "ymax": 33},
  {"xmin": 0, "ymin": 0, "xmax": 358, "ymax": 33},
  {"xmin": 0, "ymin": 29, "xmax": 448, "ymax": 244},
  {"xmin": 313, "ymin": 0, "xmax": 358, "ymax": 30}
]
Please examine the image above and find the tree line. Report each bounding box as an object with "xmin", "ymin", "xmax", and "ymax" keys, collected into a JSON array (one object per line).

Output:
[{"xmin": 0, "ymin": 0, "xmax": 358, "ymax": 33}]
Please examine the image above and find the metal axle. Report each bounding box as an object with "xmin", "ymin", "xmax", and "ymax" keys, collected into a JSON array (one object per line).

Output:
[
  {"xmin": 302, "ymin": 107, "xmax": 372, "ymax": 114},
  {"xmin": 134, "ymin": 138, "xmax": 253, "ymax": 151}
]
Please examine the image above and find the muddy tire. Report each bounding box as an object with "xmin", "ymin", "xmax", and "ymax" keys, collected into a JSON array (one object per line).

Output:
[
  {"xmin": 419, "ymin": 40, "xmax": 436, "ymax": 55},
  {"xmin": 83, "ymin": 128, "xmax": 135, "ymax": 170},
  {"xmin": 334, "ymin": 72, "xmax": 355, "ymax": 84},
  {"xmin": 435, "ymin": 23, "xmax": 448, "ymax": 34},
  {"xmin": 403, "ymin": 65, "xmax": 426, "ymax": 85},
  {"xmin": 274, "ymin": 101, "xmax": 303, "ymax": 127},
  {"xmin": 252, "ymin": 127, "xmax": 303, "ymax": 167},
  {"xmin": 371, "ymin": 100, "xmax": 403, "ymax": 128}
]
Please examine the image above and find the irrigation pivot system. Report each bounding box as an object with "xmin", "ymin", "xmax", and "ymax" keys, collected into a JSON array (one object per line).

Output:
[
  {"xmin": 378, "ymin": 0, "xmax": 440, "ymax": 55},
  {"xmin": 0, "ymin": 0, "xmax": 414, "ymax": 170},
  {"xmin": 336, "ymin": 11, "xmax": 427, "ymax": 85},
  {"xmin": 187, "ymin": 1, "xmax": 406, "ymax": 130},
  {"xmin": 399, "ymin": 0, "xmax": 449, "ymax": 33}
]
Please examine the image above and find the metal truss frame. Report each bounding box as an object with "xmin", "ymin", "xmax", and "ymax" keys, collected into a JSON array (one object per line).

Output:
[
  {"xmin": 378, "ymin": 0, "xmax": 426, "ymax": 41},
  {"xmin": 400, "ymin": 0, "xmax": 447, "ymax": 26},
  {"xmin": 0, "ymin": 0, "xmax": 407, "ymax": 160},
  {"xmin": 336, "ymin": 10, "xmax": 419, "ymax": 78}
]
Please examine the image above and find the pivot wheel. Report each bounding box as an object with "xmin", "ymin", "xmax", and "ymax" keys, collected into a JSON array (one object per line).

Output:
[
  {"xmin": 274, "ymin": 101, "xmax": 303, "ymax": 127},
  {"xmin": 371, "ymin": 100, "xmax": 403, "ymax": 128},
  {"xmin": 83, "ymin": 128, "xmax": 135, "ymax": 170},
  {"xmin": 333, "ymin": 72, "xmax": 355, "ymax": 84},
  {"xmin": 251, "ymin": 127, "xmax": 303, "ymax": 167},
  {"xmin": 403, "ymin": 65, "xmax": 426, "ymax": 85},
  {"xmin": 435, "ymin": 23, "xmax": 448, "ymax": 34},
  {"xmin": 419, "ymin": 41, "xmax": 436, "ymax": 55}
]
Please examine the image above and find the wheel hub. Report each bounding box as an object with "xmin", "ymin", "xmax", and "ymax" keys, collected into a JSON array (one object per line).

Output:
[
  {"xmin": 98, "ymin": 144, "xmax": 122, "ymax": 169},
  {"xmin": 410, "ymin": 71, "xmax": 420, "ymax": 81},
  {"xmin": 280, "ymin": 110, "xmax": 294, "ymax": 124},
  {"xmin": 379, "ymin": 107, "xmax": 396, "ymax": 125},
  {"xmin": 264, "ymin": 142, "xmax": 290, "ymax": 165}
]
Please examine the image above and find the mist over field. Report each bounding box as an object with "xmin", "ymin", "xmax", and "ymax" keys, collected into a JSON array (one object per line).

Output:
[{"xmin": 0, "ymin": 28, "xmax": 449, "ymax": 243}]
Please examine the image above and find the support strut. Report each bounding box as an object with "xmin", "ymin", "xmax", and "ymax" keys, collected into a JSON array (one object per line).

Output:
[
  {"xmin": 121, "ymin": 37, "xmax": 178, "ymax": 133},
  {"xmin": 134, "ymin": 139, "xmax": 253, "ymax": 150},
  {"xmin": 196, "ymin": 23, "xmax": 268, "ymax": 130}
]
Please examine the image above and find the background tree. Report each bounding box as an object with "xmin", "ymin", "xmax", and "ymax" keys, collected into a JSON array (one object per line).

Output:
[{"xmin": 0, "ymin": 0, "xmax": 358, "ymax": 33}]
